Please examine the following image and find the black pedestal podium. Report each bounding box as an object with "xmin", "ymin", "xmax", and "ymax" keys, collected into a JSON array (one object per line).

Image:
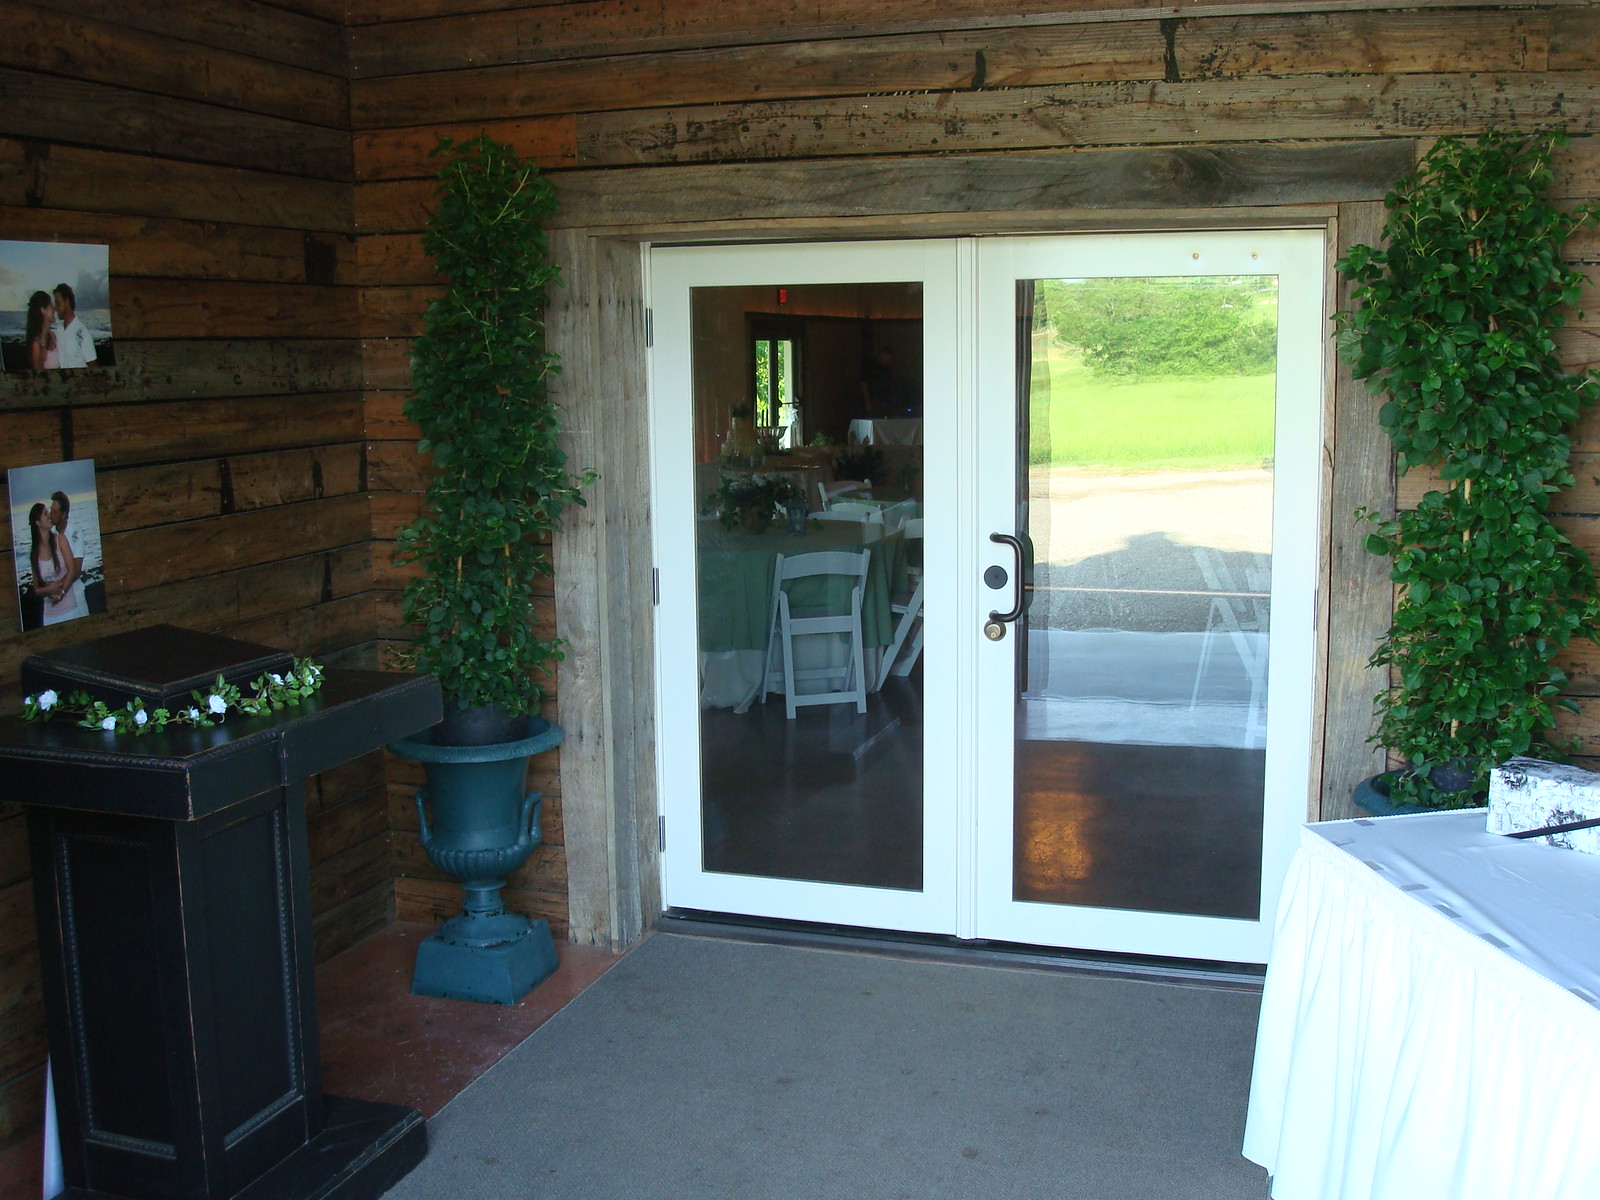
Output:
[{"xmin": 0, "ymin": 627, "xmax": 442, "ymax": 1200}]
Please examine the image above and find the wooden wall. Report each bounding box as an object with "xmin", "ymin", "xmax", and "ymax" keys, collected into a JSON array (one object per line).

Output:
[
  {"xmin": 347, "ymin": 0, "xmax": 1600, "ymax": 926},
  {"xmin": 0, "ymin": 0, "xmax": 369, "ymax": 1152},
  {"xmin": 1, "ymin": 0, "xmax": 1598, "ymax": 1155}
]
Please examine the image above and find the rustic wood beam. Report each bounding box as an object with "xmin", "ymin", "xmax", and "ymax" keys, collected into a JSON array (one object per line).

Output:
[
  {"xmin": 575, "ymin": 74, "xmax": 1599, "ymax": 168},
  {"xmin": 535, "ymin": 142, "xmax": 1417, "ymax": 232}
]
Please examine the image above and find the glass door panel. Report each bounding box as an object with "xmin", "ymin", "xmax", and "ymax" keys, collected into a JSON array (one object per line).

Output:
[
  {"xmin": 651, "ymin": 242, "xmax": 960, "ymax": 935},
  {"xmin": 973, "ymin": 233, "xmax": 1324, "ymax": 963}
]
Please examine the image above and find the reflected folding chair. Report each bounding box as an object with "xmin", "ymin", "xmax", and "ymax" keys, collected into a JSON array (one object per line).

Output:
[
  {"xmin": 760, "ymin": 549, "xmax": 872, "ymax": 718},
  {"xmin": 876, "ymin": 517, "xmax": 925, "ymax": 688},
  {"xmin": 818, "ymin": 479, "xmax": 873, "ymax": 510},
  {"xmin": 808, "ymin": 507, "xmax": 884, "ymax": 526},
  {"xmin": 1190, "ymin": 546, "xmax": 1269, "ymax": 741}
]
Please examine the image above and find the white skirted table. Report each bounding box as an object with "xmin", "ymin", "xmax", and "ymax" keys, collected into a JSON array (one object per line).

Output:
[{"xmin": 1243, "ymin": 811, "xmax": 1600, "ymax": 1200}]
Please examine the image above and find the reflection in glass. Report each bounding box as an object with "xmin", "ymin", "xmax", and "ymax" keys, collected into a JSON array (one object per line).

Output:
[
  {"xmin": 1014, "ymin": 276, "xmax": 1279, "ymax": 920},
  {"xmin": 691, "ymin": 283, "xmax": 926, "ymax": 891}
]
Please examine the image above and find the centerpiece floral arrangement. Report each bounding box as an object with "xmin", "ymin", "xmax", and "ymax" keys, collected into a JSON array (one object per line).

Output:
[
  {"xmin": 21, "ymin": 660, "xmax": 325, "ymax": 735},
  {"xmin": 709, "ymin": 473, "xmax": 802, "ymax": 531}
]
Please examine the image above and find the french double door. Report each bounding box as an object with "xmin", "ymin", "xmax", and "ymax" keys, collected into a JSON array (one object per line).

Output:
[{"xmin": 650, "ymin": 232, "xmax": 1324, "ymax": 963}]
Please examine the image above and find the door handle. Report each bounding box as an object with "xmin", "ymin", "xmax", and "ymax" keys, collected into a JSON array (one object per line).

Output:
[{"xmin": 988, "ymin": 532, "xmax": 1026, "ymax": 624}]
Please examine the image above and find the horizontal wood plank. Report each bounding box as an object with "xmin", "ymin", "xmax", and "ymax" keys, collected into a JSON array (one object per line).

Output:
[
  {"xmin": 1550, "ymin": 7, "xmax": 1600, "ymax": 70},
  {"xmin": 488, "ymin": 141, "xmax": 1415, "ymax": 234},
  {"xmin": 0, "ymin": 139, "xmax": 351, "ymax": 233},
  {"xmin": 1176, "ymin": 9, "xmax": 1548, "ymax": 79},
  {"xmin": 306, "ymin": 750, "xmax": 388, "ymax": 817},
  {"xmin": 359, "ymin": 285, "xmax": 439, "ymax": 339},
  {"xmin": 100, "ymin": 494, "xmax": 369, "ymax": 590},
  {"xmin": 55, "ymin": 0, "xmax": 345, "ymax": 77},
  {"xmin": 0, "ymin": 2, "xmax": 347, "ymax": 128},
  {"xmin": 308, "ymin": 789, "xmax": 388, "ymax": 868},
  {"xmin": 353, "ymin": 116, "xmax": 576, "ymax": 183},
  {"xmin": 346, "ymin": 0, "xmax": 1570, "ymax": 71},
  {"xmin": 362, "ymin": 340, "xmax": 415, "ymax": 390},
  {"xmin": 575, "ymin": 73, "xmax": 1600, "ymax": 168},
  {"xmin": 0, "ymin": 207, "xmax": 357, "ymax": 285},
  {"xmin": 117, "ymin": 279, "xmax": 359, "ymax": 340},
  {"xmin": 350, "ymin": 21, "xmax": 1171, "ymax": 129},
  {"xmin": 394, "ymin": 876, "xmax": 567, "ymax": 939},
  {"xmin": 225, "ymin": 591, "xmax": 380, "ymax": 658},
  {"xmin": 72, "ymin": 393, "xmax": 364, "ymax": 466},
  {"xmin": 1, "ymin": 341, "xmax": 362, "ymax": 412},
  {"xmin": 312, "ymin": 879, "xmax": 393, "ymax": 963},
  {"xmin": 0, "ymin": 67, "xmax": 350, "ymax": 180},
  {"xmin": 0, "ymin": 412, "xmax": 65, "ymax": 475}
]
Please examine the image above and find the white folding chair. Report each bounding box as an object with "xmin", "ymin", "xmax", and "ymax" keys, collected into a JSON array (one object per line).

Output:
[
  {"xmin": 818, "ymin": 479, "xmax": 873, "ymax": 510},
  {"xmin": 876, "ymin": 517, "xmax": 925, "ymax": 687},
  {"xmin": 760, "ymin": 550, "xmax": 872, "ymax": 718}
]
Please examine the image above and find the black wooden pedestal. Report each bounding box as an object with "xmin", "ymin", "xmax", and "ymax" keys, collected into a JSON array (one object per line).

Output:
[{"xmin": 0, "ymin": 627, "xmax": 442, "ymax": 1200}]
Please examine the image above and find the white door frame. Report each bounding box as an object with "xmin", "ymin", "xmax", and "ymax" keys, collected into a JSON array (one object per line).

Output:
[
  {"xmin": 648, "ymin": 230, "xmax": 1326, "ymax": 962},
  {"xmin": 970, "ymin": 230, "xmax": 1327, "ymax": 963},
  {"xmin": 649, "ymin": 240, "xmax": 963, "ymax": 935}
]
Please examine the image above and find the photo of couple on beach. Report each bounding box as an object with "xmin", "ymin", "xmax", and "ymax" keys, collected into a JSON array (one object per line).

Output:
[
  {"xmin": 9, "ymin": 460, "xmax": 107, "ymax": 632},
  {"xmin": 0, "ymin": 240, "xmax": 115, "ymax": 374}
]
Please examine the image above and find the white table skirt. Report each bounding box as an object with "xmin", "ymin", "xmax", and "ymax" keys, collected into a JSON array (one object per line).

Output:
[{"xmin": 1243, "ymin": 812, "xmax": 1600, "ymax": 1200}]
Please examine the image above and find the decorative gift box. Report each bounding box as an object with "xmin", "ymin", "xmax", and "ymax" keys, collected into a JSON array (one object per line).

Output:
[{"xmin": 1487, "ymin": 757, "xmax": 1600, "ymax": 854}]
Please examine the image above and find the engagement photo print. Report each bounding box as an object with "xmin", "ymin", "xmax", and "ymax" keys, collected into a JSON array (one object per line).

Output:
[
  {"xmin": 0, "ymin": 240, "xmax": 114, "ymax": 374},
  {"xmin": 9, "ymin": 459, "xmax": 106, "ymax": 632}
]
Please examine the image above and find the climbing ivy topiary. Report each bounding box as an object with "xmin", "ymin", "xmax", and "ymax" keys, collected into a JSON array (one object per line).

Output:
[
  {"xmin": 393, "ymin": 135, "xmax": 592, "ymax": 718},
  {"xmin": 1342, "ymin": 130, "xmax": 1600, "ymax": 807}
]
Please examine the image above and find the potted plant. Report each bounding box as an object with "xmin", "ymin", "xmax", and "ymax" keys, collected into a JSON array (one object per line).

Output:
[
  {"xmin": 1342, "ymin": 130, "xmax": 1600, "ymax": 810},
  {"xmin": 709, "ymin": 472, "xmax": 802, "ymax": 534},
  {"xmin": 388, "ymin": 134, "xmax": 591, "ymax": 1003}
]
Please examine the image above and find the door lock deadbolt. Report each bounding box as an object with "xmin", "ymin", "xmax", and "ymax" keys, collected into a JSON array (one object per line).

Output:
[{"xmin": 983, "ymin": 620, "xmax": 1006, "ymax": 642}]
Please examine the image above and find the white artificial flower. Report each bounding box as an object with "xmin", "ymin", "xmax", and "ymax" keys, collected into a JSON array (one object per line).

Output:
[
  {"xmin": 186, "ymin": 707, "xmax": 201, "ymax": 721},
  {"xmin": 208, "ymin": 694, "xmax": 228, "ymax": 714},
  {"xmin": 100, "ymin": 716, "xmax": 117, "ymax": 731},
  {"xmin": 270, "ymin": 673, "xmax": 284, "ymax": 686},
  {"xmin": 37, "ymin": 690, "xmax": 58, "ymax": 711},
  {"xmin": 133, "ymin": 709, "xmax": 148, "ymax": 727}
]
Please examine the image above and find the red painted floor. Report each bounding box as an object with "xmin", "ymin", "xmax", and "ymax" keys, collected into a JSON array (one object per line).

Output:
[{"xmin": 0, "ymin": 921, "xmax": 622, "ymax": 1198}]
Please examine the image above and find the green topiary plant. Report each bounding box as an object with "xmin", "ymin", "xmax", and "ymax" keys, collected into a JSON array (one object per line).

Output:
[
  {"xmin": 1341, "ymin": 130, "xmax": 1600, "ymax": 807},
  {"xmin": 393, "ymin": 135, "xmax": 592, "ymax": 731}
]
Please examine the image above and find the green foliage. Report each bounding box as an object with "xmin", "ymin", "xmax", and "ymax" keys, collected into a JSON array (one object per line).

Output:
[
  {"xmin": 1027, "ymin": 349, "xmax": 1275, "ymax": 470},
  {"xmin": 1039, "ymin": 276, "xmax": 1277, "ymax": 377},
  {"xmin": 833, "ymin": 445, "xmax": 885, "ymax": 485},
  {"xmin": 708, "ymin": 473, "xmax": 802, "ymax": 529},
  {"xmin": 1342, "ymin": 130, "xmax": 1600, "ymax": 807},
  {"xmin": 394, "ymin": 135, "xmax": 592, "ymax": 717}
]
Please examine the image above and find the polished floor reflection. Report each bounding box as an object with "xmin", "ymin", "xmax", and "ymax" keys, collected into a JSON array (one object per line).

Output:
[
  {"xmin": 1014, "ymin": 736, "xmax": 1264, "ymax": 920},
  {"xmin": 699, "ymin": 674, "xmax": 1263, "ymax": 920},
  {"xmin": 700, "ymin": 671, "xmax": 924, "ymax": 891}
]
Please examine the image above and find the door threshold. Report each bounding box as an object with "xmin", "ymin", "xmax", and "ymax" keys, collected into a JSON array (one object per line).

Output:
[{"xmin": 657, "ymin": 909, "xmax": 1265, "ymax": 992}]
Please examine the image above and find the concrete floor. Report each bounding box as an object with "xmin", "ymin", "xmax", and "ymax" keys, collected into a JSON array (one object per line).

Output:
[{"xmin": 0, "ymin": 922, "xmax": 621, "ymax": 1198}]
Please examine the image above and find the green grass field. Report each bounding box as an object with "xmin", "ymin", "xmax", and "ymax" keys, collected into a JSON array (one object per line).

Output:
[{"xmin": 1029, "ymin": 350, "xmax": 1276, "ymax": 471}]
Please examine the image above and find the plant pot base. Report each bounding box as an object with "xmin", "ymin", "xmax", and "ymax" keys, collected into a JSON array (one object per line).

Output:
[
  {"xmin": 412, "ymin": 917, "xmax": 557, "ymax": 1005},
  {"xmin": 1352, "ymin": 773, "xmax": 1434, "ymax": 817}
]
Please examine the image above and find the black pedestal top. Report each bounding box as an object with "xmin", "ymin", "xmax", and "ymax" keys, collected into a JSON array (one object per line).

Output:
[{"xmin": 1, "ymin": 627, "xmax": 441, "ymax": 821}]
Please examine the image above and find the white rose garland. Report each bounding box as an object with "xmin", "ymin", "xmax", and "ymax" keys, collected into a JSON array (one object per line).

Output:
[{"xmin": 21, "ymin": 659, "xmax": 325, "ymax": 736}]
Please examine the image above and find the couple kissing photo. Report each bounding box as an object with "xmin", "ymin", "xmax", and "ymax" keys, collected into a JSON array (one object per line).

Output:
[{"xmin": 8, "ymin": 459, "xmax": 107, "ymax": 632}]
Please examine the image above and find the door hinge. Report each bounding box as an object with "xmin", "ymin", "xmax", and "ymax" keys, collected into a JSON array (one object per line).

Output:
[
  {"xmin": 652, "ymin": 567, "xmax": 660, "ymax": 606},
  {"xmin": 658, "ymin": 814, "xmax": 666, "ymax": 851},
  {"xmin": 645, "ymin": 307, "xmax": 653, "ymax": 348}
]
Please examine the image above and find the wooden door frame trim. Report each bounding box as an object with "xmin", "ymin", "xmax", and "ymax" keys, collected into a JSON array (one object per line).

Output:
[{"xmin": 549, "ymin": 143, "xmax": 1408, "ymax": 948}]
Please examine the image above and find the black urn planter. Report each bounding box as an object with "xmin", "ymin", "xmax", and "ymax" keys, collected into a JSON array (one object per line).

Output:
[
  {"xmin": 389, "ymin": 716, "xmax": 564, "ymax": 1004},
  {"xmin": 1352, "ymin": 773, "xmax": 1434, "ymax": 817}
]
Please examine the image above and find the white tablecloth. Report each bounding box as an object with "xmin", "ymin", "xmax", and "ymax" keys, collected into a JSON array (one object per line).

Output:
[{"xmin": 1243, "ymin": 812, "xmax": 1600, "ymax": 1200}]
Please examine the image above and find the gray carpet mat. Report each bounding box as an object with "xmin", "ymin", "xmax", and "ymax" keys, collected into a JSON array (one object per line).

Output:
[{"xmin": 382, "ymin": 932, "xmax": 1272, "ymax": 1199}]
